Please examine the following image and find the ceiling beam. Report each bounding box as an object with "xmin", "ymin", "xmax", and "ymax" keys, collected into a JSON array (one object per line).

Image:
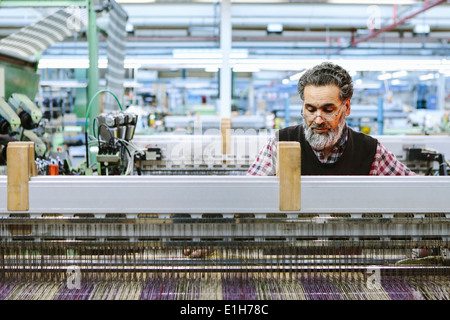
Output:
[{"xmin": 350, "ymin": 0, "xmax": 447, "ymax": 47}]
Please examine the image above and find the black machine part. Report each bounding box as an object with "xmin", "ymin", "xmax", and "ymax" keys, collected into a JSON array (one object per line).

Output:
[
  {"xmin": 18, "ymin": 110, "xmax": 38, "ymax": 130},
  {"xmin": 407, "ymin": 147, "xmax": 448, "ymax": 176},
  {"xmin": 0, "ymin": 117, "xmax": 10, "ymax": 134},
  {"xmin": 0, "ymin": 134, "xmax": 17, "ymax": 165}
]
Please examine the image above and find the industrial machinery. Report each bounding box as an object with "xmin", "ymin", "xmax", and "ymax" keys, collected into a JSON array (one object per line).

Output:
[
  {"xmin": 375, "ymin": 135, "xmax": 450, "ymax": 176},
  {"xmin": 132, "ymin": 133, "xmax": 267, "ymax": 175},
  {"xmin": 0, "ymin": 97, "xmax": 21, "ymax": 134},
  {"xmin": 164, "ymin": 115, "xmax": 267, "ymax": 131},
  {"xmin": 0, "ymin": 93, "xmax": 47, "ymax": 172},
  {"xmin": 7, "ymin": 93, "xmax": 42, "ymax": 131},
  {"xmin": 0, "ymin": 140, "xmax": 448, "ymax": 300},
  {"xmin": 130, "ymin": 133, "xmax": 450, "ymax": 176},
  {"xmin": 0, "ymin": 52, "xmax": 45, "ymax": 172},
  {"xmin": 89, "ymin": 110, "xmax": 140, "ymax": 176}
]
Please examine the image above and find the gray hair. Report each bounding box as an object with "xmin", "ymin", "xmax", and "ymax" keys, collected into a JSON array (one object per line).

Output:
[{"xmin": 297, "ymin": 62, "xmax": 353, "ymax": 102}]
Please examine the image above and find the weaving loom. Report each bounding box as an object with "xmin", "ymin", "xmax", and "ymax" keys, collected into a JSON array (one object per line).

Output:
[
  {"xmin": 131, "ymin": 133, "xmax": 450, "ymax": 176},
  {"xmin": 0, "ymin": 141, "xmax": 449, "ymax": 301}
]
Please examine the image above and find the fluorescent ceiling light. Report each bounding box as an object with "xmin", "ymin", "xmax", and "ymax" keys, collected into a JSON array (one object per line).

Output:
[
  {"xmin": 38, "ymin": 58, "xmax": 107, "ymax": 69},
  {"xmin": 173, "ymin": 49, "xmax": 248, "ymax": 59},
  {"xmin": 354, "ymin": 82, "xmax": 381, "ymax": 89},
  {"xmin": 267, "ymin": 23, "xmax": 283, "ymax": 34},
  {"xmin": 413, "ymin": 24, "xmax": 430, "ymax": 35},
  {"xmin": 38, "ymin": 57, "xmax": 450, "ymax": 73},
  {"xmin": 281, "ymin": 79, "xmax": 290, "ymax": 85},
  {"xmin": 124, "ymin": 62, "xmax": 142, "ymax": 69},
  {"xmin": 205, "ymin": 67, "xmax": 219, "ymax": 72},
  {"xmin": 123, "ymin": 81, "xmax": 143, "ymax": 88},
  {"xmin": 39, "ymin": 80, "xmax": 87, "ymax": 88},
  {"xmin": 232, "ymin": 65, "xmax": 260, "ymax": 73},
  {"xmin": 419, "ymin": 73, "xmax": 435, "ymax": 81},
  {"xmin": 126, "ymin": 23, "xmax": 134, "ymax": 33},
  {"xmin": 38, "ymin": 58, "xmax": 89, "ymax": 69},
  {"xmin": 377, "ymin": 73, "xmax": 392, "ymax": 80},
  {"xmin": 289, "ymin": 71, "xmax": 305, "ymax": 81},
  {"xmin": 392, "ymin": 70, "xmax": 408, "ymax": 78}
]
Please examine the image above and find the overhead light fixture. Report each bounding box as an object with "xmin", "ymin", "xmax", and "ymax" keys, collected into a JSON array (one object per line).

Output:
[
  {"xmin": 37, "ymin": 57, "xmax": 450, "ymax": 73},
  {"xmin": 419, "ymin": 73, "xmax": 435, "ymax": 81},
  {"xmin": 377, "ymin": 73, "xmax": 392, "ymax": 80},
  {"xmin": 267, "ymin": 23, "xmax": 283, "ymax": 35},
  {"xmin": 124, "ymin": 58, "xmax": 141, "ymax": 69},
  {"xmin": 413, "ymin": 24, "xmax": 430, "ymax": 36},
  {"xmin": 39, "ymin": 80, "xmax": 88, "ymax": 88},
  {"xmin": 126, "ymin": 23, "xmax": 134, "ymax": 34},
  {"xmin": 354, "ymin": 79, "xmax": 382, "ymax": 89},
  {"xmin": 205, "ymin": 67, "xmax": 219, "ymax": 72},
  {"xmin": 38, "ymin": 57, "xmax": 108, "ymax": 69},
  {"xmin": 172, "ymin": 49, "xmax": 248, "ymax": 59},
  {"xmin": 232, "ymin": 65, "xmax": 260, "ymax": 73},
  {"xmin": 392, "ymin": 70, "xmax": 408, "ymax": 78},
  {"xmin": 173, "ymin": 49, "xmax": 221, "ymax": 59},
  {"xmin": 289, "ymin": 71, "xmax": 305, "ymax": 81}
]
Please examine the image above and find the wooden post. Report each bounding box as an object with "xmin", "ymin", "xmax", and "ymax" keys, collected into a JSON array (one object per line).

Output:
[
  {"xmin": 25, "ymin": 141, "xmax": 37, "ymax": 177},
  {"xmin": 7, "ymin": 141, "xmax": 36, "ymax": 211},
  {"xmin": 277, "ymin": 141, "xmax": 301, "ymax": 211},
  {"xmin": 221, "ymin": 118, "xmax": 231, "ymax": 156}
]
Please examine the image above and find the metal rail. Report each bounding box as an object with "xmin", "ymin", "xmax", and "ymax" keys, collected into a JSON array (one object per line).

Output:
[{"xmin": 1, "ymin": 176, "xmax": 450, "ymax": 215}]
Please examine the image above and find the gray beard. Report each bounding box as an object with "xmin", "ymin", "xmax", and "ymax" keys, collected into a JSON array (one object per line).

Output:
[{"xmin": 304, "ymin": 116, "xmax": 346, "ymax": 150}]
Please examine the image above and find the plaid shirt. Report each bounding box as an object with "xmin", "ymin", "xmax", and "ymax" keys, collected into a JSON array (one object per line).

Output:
[{"xmin": 247, "ymin": 126, "xmax": 416, "ymax": 176}]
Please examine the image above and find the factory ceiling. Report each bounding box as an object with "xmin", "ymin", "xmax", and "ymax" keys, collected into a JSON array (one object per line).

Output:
[
  {"xmin": 0, "ymin": 0, "xmax": 449, "ymax": 95},
  {"xmin": 0, "ymin": 1, "xmax": 449, "ymax": 60}
]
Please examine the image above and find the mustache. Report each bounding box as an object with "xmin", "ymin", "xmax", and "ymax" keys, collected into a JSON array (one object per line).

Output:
[{"xmin": 308, "ymin": 123, "xmax": 330, "ymax": 130}]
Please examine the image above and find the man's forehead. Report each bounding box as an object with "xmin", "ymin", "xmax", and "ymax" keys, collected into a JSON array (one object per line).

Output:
[
  {"xmin": 304, "ymin": 84, "xmax": 340, "ymax": 95},
  {"xmin": 304, "ymin": 85, "xmax": 341, "ymax": 104}
]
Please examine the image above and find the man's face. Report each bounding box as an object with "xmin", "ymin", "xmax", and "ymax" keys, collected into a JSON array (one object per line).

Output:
[{"xmin": 303, "ymin": 84, "xmax": 350, "ymax": 150}]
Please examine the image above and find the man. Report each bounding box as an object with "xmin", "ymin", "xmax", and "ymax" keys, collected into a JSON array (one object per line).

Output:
[
  {"xmin": 247, "ymin": 62, "xmax": 415, "ymax": 176},
  {"xmin": 185, "ymin": 63, "xmax": 414, "ymax": 259}
]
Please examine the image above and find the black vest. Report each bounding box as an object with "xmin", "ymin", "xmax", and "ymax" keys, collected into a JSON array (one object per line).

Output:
[{"xmin": 278, "ymin": 124, "xmax": 377, "ymax": 175}]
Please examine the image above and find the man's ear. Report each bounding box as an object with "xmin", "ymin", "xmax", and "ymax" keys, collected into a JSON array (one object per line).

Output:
[{"xmin": 345, "ymin": 100, "xmax": 351, "ymax": 116}]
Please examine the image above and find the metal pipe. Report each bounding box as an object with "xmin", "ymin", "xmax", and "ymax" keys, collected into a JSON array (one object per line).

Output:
[
  {"xmin": 87, "ymin": 0, "xmax": 99, "ymax": 169},
  {"xmin": 377, "ymin": 97, "xmax": 384, "ymax": 135}
]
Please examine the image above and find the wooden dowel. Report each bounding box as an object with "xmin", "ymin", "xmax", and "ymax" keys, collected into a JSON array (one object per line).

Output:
[
  {"xmin": 7, "ymin": 142, "xmax": 31, "ymax": 211},
  {"xmin": 277, "ymin": 141, "xmax": 301, "ymax": 211},
  {"xmin": 221, "ymin": 118, "xmax": 231, "ymax": 155}
]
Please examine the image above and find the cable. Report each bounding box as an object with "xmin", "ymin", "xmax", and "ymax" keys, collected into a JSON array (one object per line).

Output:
[
  {"xmin": 117, "ymin": 138, "xmax": 144, "ymax": 175},
  {"xmin": 84, "ymin": 89, "xmax": 123, "ymax": 169},
  {"xmin": 97, "ymin": 123, "xmax": 115, "ymax": 144}
]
